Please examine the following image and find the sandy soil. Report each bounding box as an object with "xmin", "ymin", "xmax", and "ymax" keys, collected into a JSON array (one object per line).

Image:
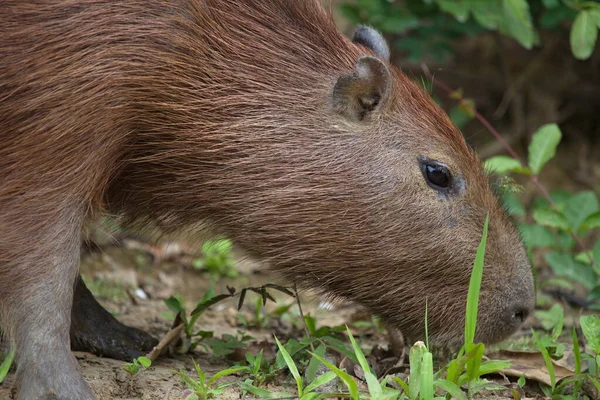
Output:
[{"xmin": 0, "ymin": 242, "xmax": 361, "ymax": 400}]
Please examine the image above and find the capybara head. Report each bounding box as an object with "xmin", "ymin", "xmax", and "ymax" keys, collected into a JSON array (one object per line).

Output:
[{"xmin": 107, "ymin": 0, "xmax": 535, "ymax": 346}]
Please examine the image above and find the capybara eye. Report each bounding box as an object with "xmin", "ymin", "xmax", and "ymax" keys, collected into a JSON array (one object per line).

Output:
[
  {"xmin": 419, "ymin": 158, "xmax": 452, "ymax": 191},
  {"xmin": 426, "ymin": 164, "xmax": 450, "ymax": 188}
]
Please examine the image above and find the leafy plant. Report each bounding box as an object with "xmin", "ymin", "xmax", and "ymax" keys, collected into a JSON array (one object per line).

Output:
[
  {"xmin": 236, "ymin": 295, "xmax": 295, "ymax": 329},
  {"xmin": 201, "ymin": 331, "xmax": 253, "ymax": 357},
  {"xmin": 581, "ymin": 314, "xmax": 600, "ymax": 380},
  {"xmin": 164, "ymin": 291, "xmax": 217, "ymax": 353},
  {"xmin": 192, "ymin": 239, "xmax": 237, "ymax": 278},
  {"xmin": 178, "ymin": 359, "xmax": 246, "ymax": 400},
  {"xmin": 122, "ymin": 356, "xmax": 151, "ymax": 376},
  {"xmin": 164, "ymin": 283, "xmax": 294, "ymax": 353},
  {"xmin": 242, "ymin": 349, "xmax": 278, "ymax": 387},
  {"xmin": 340, "ymin": 0, "xmax": 600, "ymax": 61},
  {"xmin": 486, "ymin": 124, "xmax": 600, "ymax": 301}
]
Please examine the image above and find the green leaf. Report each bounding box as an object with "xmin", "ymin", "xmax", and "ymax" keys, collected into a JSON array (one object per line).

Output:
[
  {"xmin": 532, "ymin": 190, "xmax": 572, "ymax": 211},
  {"xmin": 532, "ymin": 329, "xmax": 556, "ymax": 391},
  {"xmin": 164, "ymin": 295, "xmax": 185, "ymax": 313},
  {"xmin": 137, "ymin": 356, "xmax": 151, "ymax": 368},
  {"xmin": 392, "ymin": 376, "xmax": 410, "ymax": 394},
  {"xmin": 465, "ymin": 215, "xmax": 488, "ymax": 345},
  {"xmin": 563, "ymin": 191, "xmax": 599, "ymax": 232},
  {"xmin": 570, "ymin": 11, "xmax": 598, "ymax": 60},
  {"xmin": 409, "ymin": 341, "xmax": 427, "ymax": 398},
  {"xmin": 207, "ymin": 366, "xmax": 248, "ymax": 386},
  {"xmin": 364, "ymin": 371, "xmax": 384, "ymax": 398},
  {"xmin": 274, "ymin": 336, "xmax": 303, "ymax": 396},
  {"xmin": 465, "ymin": 342, "xmax": 485, "ymax": 383},
  {"xmin": 535, "ymin": 303, "xmax": 564, "ymax": 333},
  {"xmin": 319, "ymin": 336, "xmax": 359, "ymax": 364},
  {"xmin": 540, "ymin": 6, "xmax": 578, "ymax": 29},
  {"xmin": 590, "ymin": 9, "xmax": 600, "ymax": 28},
  {"xmin": 338, "ymin": 5, "xmax": 362, "ymax": 24},
  {"xmin": 304, "ymin": 371, "xmax": 337, "ymax": 394},
  {"xmin": 532, "ymin": 208, "xmax": 569, "ymax": 231},
  {"xmin": 420, "ymin": 351, "xmax": 434, "ymax": 400},
  {"xmin": 542, "ymin": 0, "xmax": 559, "ymax": 7},
  {"xmin": 502, "ymin": 192, "xmax": 526, "ymax": 217},
  {"xmin": 379, "ymin": 13, "xmax": 419, "ymax": 33},
  {"xmin": 484, "ymin": 156, "xmax": 529, "ymax": 175},
  {"xmin": 593, "ymin": 238, "xmax": 600, "ymax": 272},
  {"xmin": 478, "ymin": 359, "xmax": 512, "ymax": 375},
  {"xmin": 502, "ymin": 0, "xmax": 535, "ymax": 49},
  {"xmin": 240, "ymin": 379, "xmax": 291, "ymax": 399},
  {"xmin": 346, "ymin": 327, "xmax": 370, "ymax": 374},
  {"xmin": 581, "ymin": 211, "xmax": 600, "ymax": 230},
  {"xmin": 345, "ymin": 329, "xmax": 382, "ymax": 400},
  {"xmin": 437, "ymin": 0, "xmax": 470, "ymax": 22},
  {"xmin": 545, "ymin": 252, "xmax": 596, "ymax": 290},
  {"xmin": 202, "ymin": 239, "xmax": 232, "ymax": 255},
  {"xmin": 518, "ymin": 224, "xmax": 556, "ymax": 249},
  {"xmin": 528, "ymin": 123, "xmax": 562, "ymax": 175},
  {"xmin": 304, "ymin": 344, "xmax": 325, "ymax": 383},
  {"xmin": 0, "ymin": 349, "xmax": 15, "ymax": 384},
  {"xmin": 449, "ymin": 104, "xmax": 474, "ymax": 129},
  {"xmin": 471, "ymin": 0, "xmax": 504, "ymax": 29},
  {"xmin": 573, "ymin": 326, "xmax": 582, "ymax": 375},
  {"xmin": 309, "ymin": 352, "xmax": 359, "ymax": 400},
  {"xmin": 580, "ymin": 315, "xmax": 600, "ymax": 355},
  {"xmin": 588, "ymin": 286, "xmax": 600, "ymax": 302},
  {"xmin": 434, "ymin": 379, "xmax": 466, "ymax": 400},
  {"xmin": 190, "ymin": 293, "xmax": 233, "ymax": 316}
]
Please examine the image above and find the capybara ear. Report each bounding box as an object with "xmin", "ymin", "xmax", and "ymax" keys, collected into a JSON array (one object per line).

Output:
[
  {"xmin": 332, "ymin": 56, "xmax": 391, "ymax": 121},
  {"xmin": 352, "ymin": 26, "xmax": 390, "ymax": 61}
]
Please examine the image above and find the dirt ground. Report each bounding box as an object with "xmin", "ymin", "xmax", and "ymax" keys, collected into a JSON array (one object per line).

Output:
[
  {"xmin": 0, "ymin": 238, "xmax": 559, "ymax": 400},
  {"xmin": 0, "ymin": 242, "xmax": 366, "ymax": 400}
]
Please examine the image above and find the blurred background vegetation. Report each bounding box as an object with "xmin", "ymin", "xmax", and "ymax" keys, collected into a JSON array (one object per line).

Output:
[{"xmin": 336, "ymin": 0, "xmax": 599, "ymax": 157}]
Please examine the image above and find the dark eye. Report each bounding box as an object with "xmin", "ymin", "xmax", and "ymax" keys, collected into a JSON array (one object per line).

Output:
[
  {"xmin": 426, "ymin": 164, "xmax": 450, "ymax": 188},
  {"xmin": 419, "ymin": 158, "xmax": 452, "ymax": 191}
]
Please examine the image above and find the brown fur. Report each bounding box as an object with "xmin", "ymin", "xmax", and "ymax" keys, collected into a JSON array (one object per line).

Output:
[{"xmin": 0, "ymin": 1, "xmax": 533, "ymax": 398}]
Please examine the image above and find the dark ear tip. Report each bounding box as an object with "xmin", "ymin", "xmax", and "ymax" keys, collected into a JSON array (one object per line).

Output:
[{"xmin": 352, "ymin": 25, "xmax": 390, "ymax": 62}]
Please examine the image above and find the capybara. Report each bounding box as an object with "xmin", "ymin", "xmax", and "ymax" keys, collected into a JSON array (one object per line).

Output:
[{"xmin": 0, "ymin": 0, "xmax": 534, "ymax": 398}]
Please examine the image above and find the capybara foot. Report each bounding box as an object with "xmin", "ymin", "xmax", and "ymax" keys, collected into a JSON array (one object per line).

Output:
[
  {"xmin": 16, "ymin": 351, "xmax": 95, "ymax": 400},
  {"xmin": 70, "ymin": 276, "xmax": 158, "ymax": 361}
]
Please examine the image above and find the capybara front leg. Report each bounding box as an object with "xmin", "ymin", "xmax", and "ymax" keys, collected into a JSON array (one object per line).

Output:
[{"xmin": 0, "ymin": 210, "xmax": 95, "ymax": 400}]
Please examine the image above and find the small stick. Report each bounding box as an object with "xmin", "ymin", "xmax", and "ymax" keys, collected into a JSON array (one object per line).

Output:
[{"xmin": 146, "ymin": 323, "xmax": 185, "ymax": 362}]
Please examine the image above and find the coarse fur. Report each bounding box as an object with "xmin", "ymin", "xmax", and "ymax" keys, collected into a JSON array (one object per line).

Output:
[{"xmin": 0, "ymin": 0, "xmax": 534, "ymax": 398}]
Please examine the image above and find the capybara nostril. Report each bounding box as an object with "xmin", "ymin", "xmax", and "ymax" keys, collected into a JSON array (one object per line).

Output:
[{"xmin": 512, "ymin": 304, "xmax": 531, "ymax": 324}]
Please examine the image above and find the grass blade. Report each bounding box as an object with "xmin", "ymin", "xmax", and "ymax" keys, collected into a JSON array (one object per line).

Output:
[
  {"xmin": 532, "ymin": 329, "xmax": 556, "ymax": 392},
  {"xmin": 434, "ymin": 379, "xmax": 466, "ymax": 400},
  {"xmin": 465, "ymin": 214, "xmax": 489, "ymax": 345},
  {"xmin": 409, "ymin": 341, "xmax": 427, "ymax": 398},
  {"xmin": 0, "ymin": 348, "xmax": 15, "ymax": 383},
  {"xmin": 305, "ymin": 344, "xmax": 326, "ymax": 383},
  {"xmin": 346, "ymin": 326, "xmax": 370, "ymax": 374},
  {"xmin": 274, "ymin": 336, "xmax": 303, "ymax": 396},
  {"xmin": 573, "ymin": 326, "xmax": 581, "ymax": 375},
  {"xmin": 207, "ymin": 366, "xmax": 249, "ymax": 386},
  {"xmin": 420, "ymin": 351, "xmax": 434, "ymax": 400},
  {"xmin": 309, "ymin": 352, "xmax": 359, "ymax": 400},
  {"xmin": 304, "ymin": 371, "xmax": 337, "ymax": 393}
]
